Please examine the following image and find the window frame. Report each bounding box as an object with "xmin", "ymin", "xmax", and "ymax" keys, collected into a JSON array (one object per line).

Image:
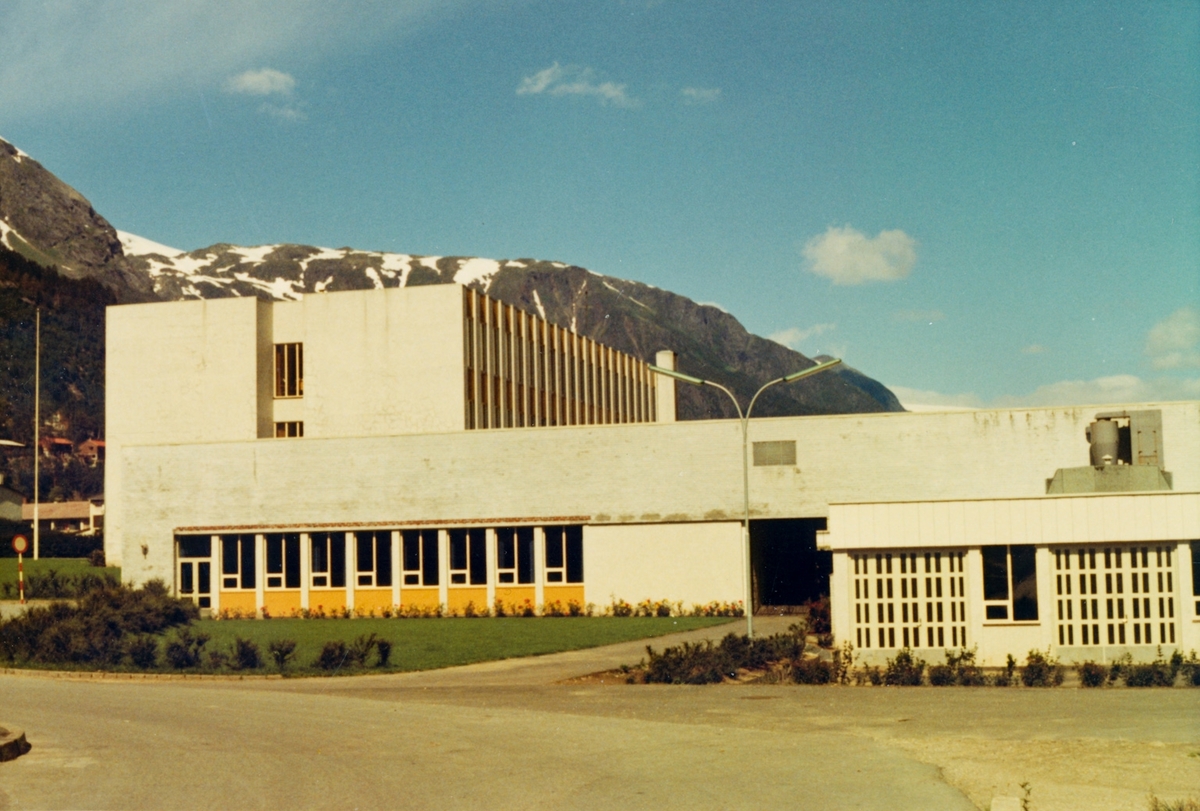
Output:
[
  {"xmin": 220, "ymin": 534, "xmax": 257, "ymax": 591},
  {"xmin": 274, "ymin": 421, "xmax": 304, "ymax": 438},
  {"xmin": 982, "ymin": 544, "xmax": 1039, "ymax": 622},
  {"xmin": 274, "ymin": 343, "xmax": 303, "ymax": 398},
  {"xmin": 495, "ymin": 527, "xmax": 534, "ymax": 585},
  {"xmin": 264, "ymin": 532, "xmax": 302, "ymax": 590},
  {"xmin": 354, "ymin": 530, "xmax": 393, "ymax": 588},
  {"xmin": 401, "ymin": 529, "xmax": 439, "ymax": 587},
  {"xmin": 544, "ymin": 525, "xmax": 584, "ymax": 584},
  {"xmin": 448, "ymin": 528, "xmax": 487, "ymax": 586},
  {"xmin": 309, "ymin": 531, "xmax": 346, "ymax": 590}
]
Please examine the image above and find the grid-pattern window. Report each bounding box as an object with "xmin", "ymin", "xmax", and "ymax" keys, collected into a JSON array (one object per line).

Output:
[
  {"xmin": 220, "ymin": 534, "xmax": 256, "ymax": 590},
  {"xmin": 274, "ymin": 421, "xmax": 303, "ymax": 438},
  {"xmin": 274, "ymin": 343, "xmax": 303, "ymax": 398},
  {"xmin": 264, "ymin": 532, "xmax": 301, "ymax": 589},
  {"xmin": 309, "ymin": 532, "xmax": 346, "ymax": 589},
  {"xmin": 543, "ymin": 525, "xmax": 584, "ymax": 584},
  {"xmin": 982, "ymin": 545, "xmax": 1038, "ymax": 621},
  {"xmin": 1055, "ymin": 545, "xmax": 1177, "ymax": 646},
  {"xmin": 495, "ymin": 527, "xmax": 534, "ymax": 584},
  {"xmin": 462, "ymin": 287, "xmax": 655, "ymax": 430},
  {"xmin": 355, "ymin": 531, "xmax": 393, "ymax": 588},
  {"xmin": 448, "ymin": 528, "xmax": 487, "ymax": 585},
  {"xmin": 850, "ymin": 551, "xmax": 967, "ymax": 650},
  {"xmin": 401, "ymin": 530, "xmax": 439, "ymax": 586}
]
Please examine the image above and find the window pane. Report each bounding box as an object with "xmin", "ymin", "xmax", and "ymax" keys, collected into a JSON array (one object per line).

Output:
[
  {"xmin": 330, "ymin": 533, "xmax": 346, "ymax": 588},
  {"xmin": 356, "ymin": 532, "xmax": 374, "ymax": 573},
  {"xmin": 275, "ymin": 344, "xmax": 285, "ymax": 397},
  {"xmin": 449, "ymin": 529, "xmax": 467, "ymax": 571},
  {"xmin": 403, "ymin": 531, "xmax": 421, "ymax": 571},
  {"xmin": 285, "ymin": 533, "xmax": 301, "ymax": 589},
  {"xmin": 1192, "ymin": 541, "xmax": 1200, "ymax": 596},
  {"xmin": 566, "ymin": 526, "xmax": 583, "ymax": 583},
  {"xmin": 222, "ymin": 535, "xmax": 239, "ymax": 575},
  {"xmin": 469, "ymin": 528, "xmax": 487, "ymax": 585},
  {"xmin": 311, "ymin": 533, "xmax": 328, "ymax": 574},
  {"xmin": 982, "ymin": 546, "xmax": 1009, "ymax": 600},
  {"xmin": 986, "ymin": 604, "xmax": 1009, "ymax": 620},
  {"xmin": 180, "ymin": 562, "xmax": 194, "ymax": 594},
  {"xmin": 496, "ymin": 528, "xmax": 515, "ymax": 570},
  {"xmin": 266, "ymin": 534, "xmax": 283, "ymax": 575},
  {"xmin": 517, "ymin": 527, "xmax": 534, "ymax": 584},
  {"xmin": 240, "ymin": 535, "xmax": 256, "ymax": 590},
  {"xmin": 376, "ymin": 534, "xmax": 392, "ymax": 587},
  {"xmin": 197, "ymin": 562, "xmax": 210, "ymax": 595},
  {"xmin": 1011, "ymin": 544, "xmax": 1038, "ymax": 621},
  {"xmin": 545, "ymin": 526, "xmax": 564, "ymax": 568},
  {"xmin": 178, "ymin": 536, "xmax": 211, "ymax": 558},
  {"xmin": 422, "ymin": 530, "xmax": 439, "ymax": 586}
]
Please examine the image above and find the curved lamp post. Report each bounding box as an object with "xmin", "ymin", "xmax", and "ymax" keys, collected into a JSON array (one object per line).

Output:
[{"xmin": 648, "ymin": 358, "xmax": 842, "ymax": 637}]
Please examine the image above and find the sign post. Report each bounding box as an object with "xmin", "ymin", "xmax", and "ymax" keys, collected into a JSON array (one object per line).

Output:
[{"xmin": 11, "ymin": 535, "xmax": 28, "ymax": 605}]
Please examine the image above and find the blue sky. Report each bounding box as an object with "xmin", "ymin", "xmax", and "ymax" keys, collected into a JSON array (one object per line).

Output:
[{"xmin": 1, "ymin": 0, "xmax": 1197, "ymax": 408}]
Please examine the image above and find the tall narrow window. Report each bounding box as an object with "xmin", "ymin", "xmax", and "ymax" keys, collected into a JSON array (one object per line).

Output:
[
  {"xmin": 355, "ymin": 531, "xmax": 392, "ymax": 588},
  {"xmin": 402, "ymin": 530, "xmax": 439, "ymax": 586},
  {"xmin": 274, "ymin": 343, "xmax": 303, "ymax": 398},
  {"xmin": 448, "ymin": 529, "xmax": 487, "ymax": 585},
  {"xmin": 310, "ymin": 532, "xmax": 346, "ymax": 589},
  {"xmin": 496, "ymin": 527, "xmax": 534, "ymax": 584},
  {"xmin": 544, "ymin": 525, "xmax": 584, "ymax": 584},
  {"xmin": 264, "ymin": 533, "xmax": 301, "ymax": 589},
  {"xmin": 220, "ymin": 534, "xmax": 256, "ymax": 590}
]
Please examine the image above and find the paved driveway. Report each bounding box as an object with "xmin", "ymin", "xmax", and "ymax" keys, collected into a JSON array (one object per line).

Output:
[{"xmin": 1, "ymin": 618, "xmax": 1197, "ymax": 810}]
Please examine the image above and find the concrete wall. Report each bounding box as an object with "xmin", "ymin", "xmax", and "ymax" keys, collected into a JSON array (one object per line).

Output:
[
  {"xmin": 585, "ymin": 522, "xmax": 743, "ymax": 607},
  {"xmin": 281, "ymin": 285, "xmax": 465, "ymax": 439}
]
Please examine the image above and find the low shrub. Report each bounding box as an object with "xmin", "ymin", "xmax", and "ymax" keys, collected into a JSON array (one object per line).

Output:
[
  {"xmin": 1180, "ymin": 651, "xmax": 1200, "ymax": 687},
  {"xmin": 992, "ymin": 654, "xmax": 1017, "ymax": 687},
  {"xmin": 803, "ymin": 596, "xmax": 831, "ymax": 635},
  {"xmin": 267, "ymin": 639, "xmax": 297, "ymax": 671},
  {"xmin": 164, "ymin": 628, "xmax": 209, "ymax": 669},
  {"xmin": 1076, "ymin": 661, "xmax": 1106, "ymax": 688},
  {"xmin": 1020, "ymin": 649, "xmax": 1064, "ymax": 687},
  {"xmin": 126, "ymin": 635, "xmax": 158, "ymax": 669},
  {"xmin": 883, "ymin": 649, "xmax": 925, "ymax": 686},
  {"xmin": 792, "ymin": 657, "xmax": 833, "ymax": 684},
  {"xmin": 0, "ymin": 579, "xmax": 196, "ymax": 666},
  {"xmin": 928, "ymin": 663, "xmax": 955, "ymax": 686},
  {"xmin": 315, "ymin": 640, "xmax": 349, "ymax": 671},
  {"xmin": 643, "ymin": 628, "xmax": 806, "ymax": 685},
  {"xmin": 87, "ymin": 548, "xmax": 106, "ymax": 567},
  {"xmin": 1121, "ymin": 652, "xmax": 1175, "ymax": 687},
  {"xmin": 375, "ymin": 639, "xmax": 392, "ymax": 667},
  {"xmin": 233, "ymin": 637, "xmax": 262, "ymax": 670}
]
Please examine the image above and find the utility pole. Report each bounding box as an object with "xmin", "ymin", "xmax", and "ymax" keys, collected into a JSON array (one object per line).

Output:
[{"xmin": 32, "ymin": 308, "xmax": 40, "ymax": 560}]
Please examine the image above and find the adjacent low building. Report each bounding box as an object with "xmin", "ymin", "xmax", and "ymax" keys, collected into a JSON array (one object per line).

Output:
[{"xmin": 106, "ymin": 285, "xmax": 1200, "ymax": 662}]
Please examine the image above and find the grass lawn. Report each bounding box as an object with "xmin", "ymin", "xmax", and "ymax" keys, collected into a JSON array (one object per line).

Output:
[
  {"xmin": 0, "ymin": 557, "xmax": 121, "ymax": 593},
  {"xmin": 195, "ymin": 616, "xmax": 735, "ymax": 675}
]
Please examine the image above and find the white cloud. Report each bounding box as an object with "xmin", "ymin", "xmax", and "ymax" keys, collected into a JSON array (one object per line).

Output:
[
  {"xmin": 697, "ymin": 301, "xmax": 729, "ymax": 313},
  {"xmin": 226, "ymin": 68, "xmax": 295, "ymax": 96},
  {"xmin": 517, "ymin": 62, "xmax": 638, "ymax": 108},
  {"xmin": 1145, "ymin": 306, "xmax": 1200, "ymax": 369},
  {"xmin": 893, "ymin": 309, "xmax": 944, "ymax": 323},
  {"xmin": 893, "ymin": 373, "xmax": 1200, "ymax": 411},
  {"xmin": 802, "ymin": 225, "xmax": 917, "ymax": 285},
  {"xmin": 1021, "ymin": 344, "xmax": 1048, "ymax": 354},
  {"xmin": 680, "ymin": 86, "xmax": 720, "ymax": 105},
  {"xmin": 0, "ymin": 1, "xmax": 455, "ymax": 119},
  {"xmin": 769, "ymin": 323, "xmax": 836, "ymax": 351}
]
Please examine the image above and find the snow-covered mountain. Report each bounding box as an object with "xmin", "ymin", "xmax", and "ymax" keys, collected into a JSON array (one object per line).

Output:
[{"xmin": 1, "ymin": 135, "xmax": 904, "ymax": 419}]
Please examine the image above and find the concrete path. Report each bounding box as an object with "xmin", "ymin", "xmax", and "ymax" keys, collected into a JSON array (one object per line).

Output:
[{"xmin": 1, "ymin": 617, "xmax": 1197, "ymax": 811}]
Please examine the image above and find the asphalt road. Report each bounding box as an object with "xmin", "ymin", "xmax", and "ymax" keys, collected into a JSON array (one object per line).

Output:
[{"xmin": 1, "ymin": 619, "xmax": 1197, "ymax": 810}]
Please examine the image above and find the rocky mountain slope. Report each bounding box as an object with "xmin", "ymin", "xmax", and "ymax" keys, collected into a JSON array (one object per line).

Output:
[{"xmin": 1, "ymin": 135, "xmax": 903, "ymax": 425}]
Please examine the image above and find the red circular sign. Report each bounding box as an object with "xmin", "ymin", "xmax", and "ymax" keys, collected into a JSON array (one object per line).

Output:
[{"xmin": 11, "ymin": 535, "xmax": 28, "ymax": 555}]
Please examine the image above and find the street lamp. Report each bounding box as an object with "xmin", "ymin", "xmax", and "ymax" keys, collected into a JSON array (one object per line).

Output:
[{"xmin": 648, "ymin": 358, "xmax": 842, "ymax": 638}]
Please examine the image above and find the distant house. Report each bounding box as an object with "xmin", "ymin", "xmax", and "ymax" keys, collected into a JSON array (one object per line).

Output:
[
  {"xmin": 77, "ymin": 439, "xmax": 105, "ymax": 466},
  {"xmin": 23, "ymin": 499, "xmax": 104, "ymax": 535},
  {"xmin": 0, "ymin": 475, "xmax": 24, "ymax": 522}
]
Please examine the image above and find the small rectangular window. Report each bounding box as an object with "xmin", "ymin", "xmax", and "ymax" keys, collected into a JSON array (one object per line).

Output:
[
  {"xmin": 274, "ymin": 421, "xmax": 303, "ymax": 438},
  {"xmin": 752, "ymin": 440, "xmax": 797, "ymax": 466},
  {"xmin": 274, "ymin": 343, "xmax": 303, "ymax": 398}
]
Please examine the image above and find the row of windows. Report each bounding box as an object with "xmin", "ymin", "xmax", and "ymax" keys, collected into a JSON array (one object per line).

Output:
[
  {"xmin": 851, "ymin": 551, "xmax": 967, "ymax": 650},
  {"xmin": 177, "ymin": 526, "xmax": 584, "ymax": 593},
  {"xmin": 463, "ymin": 287, "xmax": 656, "ymax": 430}
]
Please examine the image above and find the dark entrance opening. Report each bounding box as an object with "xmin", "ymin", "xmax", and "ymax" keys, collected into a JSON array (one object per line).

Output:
[{"xmin": 750, "ymin": 518, "xmax": 830, "ymax": 612}]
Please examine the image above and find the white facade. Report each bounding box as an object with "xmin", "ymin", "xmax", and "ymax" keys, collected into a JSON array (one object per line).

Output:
[{"xmin": 106, "ymin": 286, "xmax": 1200, "ymax": 658}]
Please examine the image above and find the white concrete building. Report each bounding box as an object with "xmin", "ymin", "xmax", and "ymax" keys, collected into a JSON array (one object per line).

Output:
[{"xmin": 106, "ymin": 286, "xmax": 1200, "ymax": 662}]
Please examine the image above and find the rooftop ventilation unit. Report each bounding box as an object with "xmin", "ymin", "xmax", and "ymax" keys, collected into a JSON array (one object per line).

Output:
[{"xmin": 1046, "ymin": 409, "xmax": 1172, "ymax": 494}]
